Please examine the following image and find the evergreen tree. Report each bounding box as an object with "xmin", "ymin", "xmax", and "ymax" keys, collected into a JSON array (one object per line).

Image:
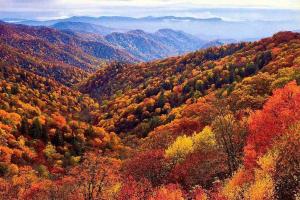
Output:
[
  {"xmin": 29, "ymin": 118, "xmax": 43, "ymax": 139},
  {"xmin": 155, "ymin": 91, "xmax": 165, "ymax": 108},
  {"xmin": 72, "ymin": 137, "xmax": 84, "ymax": 156},
  {"xmin": 41, "ymin": 122, "xmax": 49, "ymax": 142},
  {"xmin": 11, "ymin": 84, "xmax": 19, "ymax": 95},
  {"xmin": 20, "ymin": 117, "xmax": 29, "ymax": 135},
  {"xmin": 52, "ymin": 129, "xmax": 64, "ymax": 146},
  {"xmin": 85, "ymin": 125, "xmax": 95, "ymax": 138}
]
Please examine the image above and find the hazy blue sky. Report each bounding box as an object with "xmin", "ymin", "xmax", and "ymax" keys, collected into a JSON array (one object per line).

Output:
[{"xmin": 1, "ymin": 0, "xmax": 300, "ymax": 20}]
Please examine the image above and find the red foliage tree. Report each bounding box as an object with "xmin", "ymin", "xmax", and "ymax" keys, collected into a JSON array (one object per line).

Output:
[
  {"xmin": 118, "ymin": 176, "xmax": 153, "ymax": 200},
  {"xmin": 123, "ymin": 149, "xmax": 168, "ymax": 186},
  {"xmin": 168, "ymin": 150, "xmax": 227, "ymax": 189},
  {"xmin": 244, "ymin": 81, "xmax": 300, "ymax": 168}
]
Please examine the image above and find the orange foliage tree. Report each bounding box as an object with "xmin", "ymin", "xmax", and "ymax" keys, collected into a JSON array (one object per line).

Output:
[{"xmin": 244, "ymin": 81, "xmax": 300, "ymax": 168}]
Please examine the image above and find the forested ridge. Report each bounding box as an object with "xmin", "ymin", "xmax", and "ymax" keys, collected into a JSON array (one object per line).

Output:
[
  {"xmin": 0, "ymin": 21, "xmax": 137, "ymax": 86},
  {"xmin": 0, "ymin": 31, "xmax": 299, "ymax": 199}
]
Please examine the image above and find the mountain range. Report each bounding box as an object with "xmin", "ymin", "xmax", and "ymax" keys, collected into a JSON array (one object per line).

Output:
[
  {"xmin": 4, "ymin": 15, "xmax": 300, "ymax": 40},
  {"xmin": 0, "ymin": 21, "xmax": 210, "ymax": 67},
  {"xmin": 0, "ymin": 21, "xmax": 136, "ymax": 86},
  {"xmin": 51, "ymin": 21, "xmax": 208, "ymax": 61}
]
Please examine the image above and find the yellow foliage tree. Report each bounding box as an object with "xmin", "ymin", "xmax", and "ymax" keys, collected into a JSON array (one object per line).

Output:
[
  {"xmin": 165, "ymin": 135, "xmax": 194, "ymax": 163},
  {"xmin": 245, "ymin": 151, "xmax": 277, "ymax": 200},
  {"xmin": 222, "ymin": 168, "xmax": 252, "ymax": 200},
  {"xmin": 222, "ymin": 151, "xmax": 277, "ymax": 200},
  {"xmin": 165, "ymin": 126, "xmax": 216, "ymax": 163},
  {"xmin": 43, "ymin": 142, "xmax": 57, "ymax": 161},
  {"xmin": 192, "ymin": 126, "xmax": 216, "ymax": 150}
]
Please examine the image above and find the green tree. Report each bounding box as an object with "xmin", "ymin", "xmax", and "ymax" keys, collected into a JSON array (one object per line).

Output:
[
  {"xmin": 85, "ymin": 125, "xmax": 95, "ymax": 138},
  {"xmin": 10, "ymin": 84, "xmax": 19, "ymax": 95},
  {"xmin": 52, "ymin": 129, "xmax": 64, "ymax": 146},
  {"xmin": 155, "ymin": 91, "xmax": 165, "ymax": 108},
  {"xmin": 20, "ymin": 117, "xmax": 29, "ymax": 135},
  {"xmin": 29, "ymin": 118, "xmax": 43, "ymax": 139},
  {"xmin": 41, "ymin": 122, "xmax": 49, "ymax": 142}
]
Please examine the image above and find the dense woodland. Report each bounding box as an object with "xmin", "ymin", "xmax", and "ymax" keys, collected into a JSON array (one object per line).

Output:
[
  {"xmin": 0, "ymin": 21, "xmax": 137, "ymax": 86},
  {"xmin": 0, "ymin": 30, "xmax": 300, "ymax": 199}
]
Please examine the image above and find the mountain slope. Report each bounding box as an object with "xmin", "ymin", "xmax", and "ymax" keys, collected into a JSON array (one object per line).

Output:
[
  {"xmin": 1, "ymin": 21, "xmax": 210, "ymax": 65},
  {"xmin": 155, "ymin": 29, "xmax": 205, "ymax": 51},
  {"xmin": 0, "ymin": 22, "xmax": 137, "ymax": 85},
  {"xmin": 80, "ymin": 31, "xmax": 300, "ymax": 136},
  {"xmin": 0, "ymin": 63, "xmax": 123, "ymax": 179}
]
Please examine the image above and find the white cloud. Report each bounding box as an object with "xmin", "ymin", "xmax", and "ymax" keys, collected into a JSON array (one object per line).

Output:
[
  {"xmin": 0, "ymin": 0, "xmax": 299, "ymax": 20},
  {"xmin": 56, "ymin": 0, "xmax": 300, "ymax": 9},
  {"xmin": 2, "ymin": 0, "xmax": 300, "ymax": 10}
]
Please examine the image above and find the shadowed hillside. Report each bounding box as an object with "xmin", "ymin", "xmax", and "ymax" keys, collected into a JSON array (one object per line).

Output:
[{"xmin": 0, "ymin": 22, "xmax": 137, "ymax": 85}]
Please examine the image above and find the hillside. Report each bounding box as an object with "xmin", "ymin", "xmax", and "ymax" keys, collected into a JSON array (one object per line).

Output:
[
  {"xmin": 0, "ymin": 22, "xmax": 137, "ymax": 85},
  {"xmin": 0, "ymin": 31, "xmax": 299, "ymax": 199},
  {"xmin": 0, "ymin": 64, "xmax": 123, "ymax": 179},
  {"xmin": 11, "ymin": 14, "xmax": 300, "ymax": 40},
  {"xmin": 155, "ymin": 29, "xmax": 206, "ymax": 51},
  {"xmin": 1, "ymin": 21, "xmax": 211, "ymax": 69},
  {"xmin": 80, "ymin": 32, "xmax": 300, "ymax": 136}
]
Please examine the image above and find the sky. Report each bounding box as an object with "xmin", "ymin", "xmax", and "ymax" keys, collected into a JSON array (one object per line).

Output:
[{"xmin": 0, "ymin": 0, "xmax": 300, "ymax": 20}]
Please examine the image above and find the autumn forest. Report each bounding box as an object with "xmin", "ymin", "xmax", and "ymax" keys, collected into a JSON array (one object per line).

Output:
[{"xmin": 0, "ymin": 16, "xmax": 300, "ymax": 200}]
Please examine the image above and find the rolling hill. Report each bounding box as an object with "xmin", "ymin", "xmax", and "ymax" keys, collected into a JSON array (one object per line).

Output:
[
  {"xmin": 1, "ymin": 21, "xmax": 209, "ymax": 67},
  {"xmin": 8, "ymin": 13, "xmax": 300, "ymax": 40},
  {"xmin": 0, "ymin": 21, "xmax": 137, "ymax": 85}
]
